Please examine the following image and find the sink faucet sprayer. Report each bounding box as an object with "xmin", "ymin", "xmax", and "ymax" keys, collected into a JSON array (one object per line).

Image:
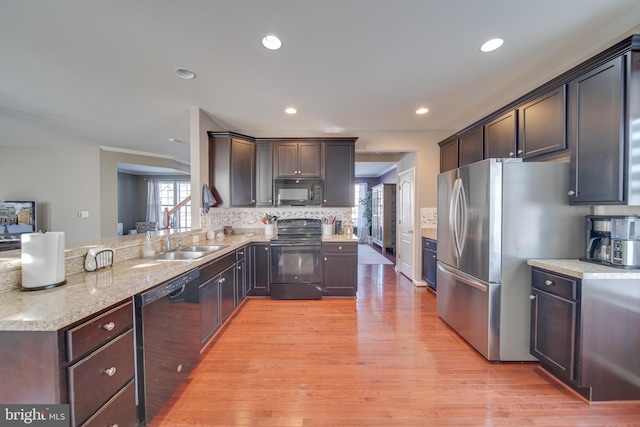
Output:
[{"xmin": 165, "ymin": 236, "xmax": 183, "ymax": 252}]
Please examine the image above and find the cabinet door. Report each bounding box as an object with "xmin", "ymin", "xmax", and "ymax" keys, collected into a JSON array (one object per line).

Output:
[
  {"xmin": 530, "ymin": 288, "xmax": 577, "ymax": 381},
  {"xmin": 519, "ymin": 85, "xmax": 567, "ymax": 159},
  {"xmin": 422, "ymin": 239, "xmax": 437, "ymax": 291},
  {"xmin": 199, "ymin": 277, "xmax": 220, "ymax": 345},
  {"xmin": 484, "ymin": 110, "xmax": 517, "ymax": 159},
  {"xmin": 219, "ymin": 265, "xmax": 237, "ymax": 322},
  {"xmin": 298, "ymin": 142, "xmax": 322, "ymax": 177},
  {"xmin": 323, "ymin": 142, "xmax": 354, "ymax": 206},
  {"xmin": 439, "ymin": 135, "xmax": 459, "ymax": 172},
  {"xmin": 250, "ymin": 243, "xmax": 270, "ymax": 296},
  {"xmin": 255, "ymin": 142, "xmax": 273, "ymax": 206},
  {"xmin": 274, "ymin": 142, "xmax": 298, "ymax": 177},
  {"xmin": 322, "ymin": 243, "xmax": 357, "ymax": 296},
  {"xmin": 459, "ymin": 126, "xmax": 483, "ymax": 166},
  {"xmin": 569, "ymin": 56, "xmax": 625, "ymax": 204},
  {"xmin": 236, "ymin": 258, "xmax": 246, "ymax": 305},
  {"xmin": 230, "ymin": 137, "xmax": 256, "ymax": 206}
]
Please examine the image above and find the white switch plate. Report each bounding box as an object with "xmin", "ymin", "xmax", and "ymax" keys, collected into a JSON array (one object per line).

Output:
[{"xmin": 78, "ymin": 211, "xmax": 89, "ymax": 218}]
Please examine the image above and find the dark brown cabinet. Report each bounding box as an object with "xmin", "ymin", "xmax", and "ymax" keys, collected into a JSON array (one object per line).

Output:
[
  {"xmin": 250, "ymin": 242, "xmax": 270, "ymax": 296},
  {"xmin": 458, "ymin": 126, "xmax": 483, "ymax": 166},
  {"xmin": 530, "ymin": 268, "xmax": 579, "ymax": 384},
  {"xmin": 255, "ymin": 141, "xmax": 273, "ymax": 206},
  {"xmin": 199, "ymin": 274, "xmax": 220, "ymax": 346},
  {"xmin": 439, "ymin": 135, "xmax": 459, "ymax": 172},
  {"xmin": 208, "ymin": 132, "xmax": 256, "ymax": 207},
  {"xmin": 568, "ymin": 56, "xmax": 626, "ymax": 205},
  {"xmin": 274, "ymin": 141, "xmax": 322, "ymax": 178},
  {"xmin": 323, "ymin": 141, "xmax": 355, "ymax": 207},
  {"xmin": 236, "ymin": 246, "xmax": 248, "ymax": 305},
  {"xmin": 518, "ymin": 85, "xmax": 567, "ymax": 159},
  {"xmin": 219, "ymin": 263, "xmax": 237, "ymax": 322},
  {"xmin": 421, "ymin": 238, "xmax": 436, "ymax": 292},
  {"xmin": 484, "ymin": 110, "xmax": 517, "ymax": 159},
  {"xmin": 322, "ymin": 242, "xmax": 357, "ymax": 296}
]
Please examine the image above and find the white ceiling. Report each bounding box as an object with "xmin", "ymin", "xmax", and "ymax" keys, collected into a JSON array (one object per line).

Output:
[{"xmin": 2, "ymin": 1, "xmax": 640, "ymax": 169}]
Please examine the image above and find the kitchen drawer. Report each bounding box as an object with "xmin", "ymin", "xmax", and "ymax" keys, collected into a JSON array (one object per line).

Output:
[
  {"xmin": 200, "ymin": 252, "xmax": 235, "ymax": 282},
  {"xmin": 66, "ymin": 301, "xmax": 133, "ymax": 362},
  {"xmin": 323, "ymin": 242, "xmax": 357, "ymax": 254},
  {"xmin": 68, "ymin": 329, "xmax": 135, "ymax": 426},
  {"xmin": 81, "ymin": 379, "xmax": 136, "ymax": 427},
  {"xmin": 532, "ymin": 269, "xmax": 577, "ymax": 300},
  {"xmin": 422, "ymin": 238, "xmax": 437, "ymax": 251}
]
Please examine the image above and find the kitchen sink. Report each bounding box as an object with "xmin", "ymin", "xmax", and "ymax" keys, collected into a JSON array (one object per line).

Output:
[{"xmin": 153, "ymin": 245, "xmax": 229, "ymax": 261}]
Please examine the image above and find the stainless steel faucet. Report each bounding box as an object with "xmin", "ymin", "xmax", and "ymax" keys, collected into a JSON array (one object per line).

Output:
[{"xmin": 165, "ymin": 236, "xmax": 183, "ymax": 252}]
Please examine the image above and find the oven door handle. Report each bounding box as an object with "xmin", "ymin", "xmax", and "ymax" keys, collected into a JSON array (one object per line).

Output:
[{"xmin": 270, "ymin": 242, "xmax": 321, "ymax": 247}]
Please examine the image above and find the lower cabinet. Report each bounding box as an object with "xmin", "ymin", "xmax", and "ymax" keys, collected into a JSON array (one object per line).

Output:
[
  {"xmin": 250, "ymin": 243, "xmax": 271, "ymax": 296},
  {"xmin": 322, "ymin": 242, "xmax": 357, "ymax": 296},
  {"xmin": 199, "ymin": 276, "xmax": 220, "ymax": 346},
  {"xmin": 421, "ymin": 238, "xmax": 437, "ymax": 292},
  {"xmin": 530, "ymin": 268, "xmax": 579, "ymax": 385},
  {"xmin": 236, "ymin": 245, "xmax": 248, "ymax": 305}
]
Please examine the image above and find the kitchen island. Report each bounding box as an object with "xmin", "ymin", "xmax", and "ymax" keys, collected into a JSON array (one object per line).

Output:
[{"xmin": 527, "ymin": 258, "xmax": 640, "ymax": 401}]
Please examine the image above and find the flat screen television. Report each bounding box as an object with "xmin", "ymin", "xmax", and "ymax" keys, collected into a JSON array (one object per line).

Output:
[{"xmin": 0, "ymin": 201, "xmax": 37, "ymax": 241}]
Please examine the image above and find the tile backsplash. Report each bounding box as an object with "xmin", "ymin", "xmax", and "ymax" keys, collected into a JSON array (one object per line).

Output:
[
  {"xmin": 203, "ymin": 207, "xmax": 353, "ymax": 230},
  {"xmin": 420, "ymin": 207, "xmax": 437, "ymax": 228}
]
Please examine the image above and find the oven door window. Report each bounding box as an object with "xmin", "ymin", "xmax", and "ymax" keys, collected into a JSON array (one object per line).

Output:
[{"xmin": 271, "ymin": 244, "xmax": 321, "ymax": 284}]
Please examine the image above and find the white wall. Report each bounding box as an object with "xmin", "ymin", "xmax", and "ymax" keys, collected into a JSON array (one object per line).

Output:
[{"xmin": 0, "ymin": 145, "xmax": 102, "ymax": 243}]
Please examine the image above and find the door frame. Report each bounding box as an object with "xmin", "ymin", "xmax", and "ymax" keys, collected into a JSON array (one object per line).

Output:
[{"xmin": 397, "ymin": 167, "xmax": 416, "ymax": 281}]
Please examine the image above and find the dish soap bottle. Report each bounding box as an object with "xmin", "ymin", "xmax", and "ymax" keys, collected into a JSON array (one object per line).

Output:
[{"xmin": 143, "ymin": 231, "xmax": 155, "ymax": 258}]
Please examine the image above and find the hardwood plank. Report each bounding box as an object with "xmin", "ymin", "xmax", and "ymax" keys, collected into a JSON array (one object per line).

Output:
[{"xmin": 149, "ymin": 264, "xmax": 640, "ymax": 426}]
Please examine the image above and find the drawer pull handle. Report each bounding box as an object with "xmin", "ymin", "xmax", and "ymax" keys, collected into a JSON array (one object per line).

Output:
[
  {"xmin": 529, "ymin": 295, "xmax": 536, "ymax": 300},
  {"xmin": 109, "ymin": 424, "xmax": 119, "ymax": 427},
  {"xmin": 103, "ymin": 367, "xmax": 117, "ymax": 377},
  {"xmin": 545, "ymin": 280, "xmax": 554, "ymax": 286},
  {"xmin": 102, "ymin": 322, "xmax": 115, "ymax": 331}
]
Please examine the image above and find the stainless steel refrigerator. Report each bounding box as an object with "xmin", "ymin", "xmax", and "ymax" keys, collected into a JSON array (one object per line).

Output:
[{"xmin": 436, "ymin": 158, "xmax": 588, "ymax": 361}]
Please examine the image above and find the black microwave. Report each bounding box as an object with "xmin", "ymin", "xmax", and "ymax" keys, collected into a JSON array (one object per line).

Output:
[{"xmin": 274, "ymin": 179, "xmax": 323, "ymax": 206}]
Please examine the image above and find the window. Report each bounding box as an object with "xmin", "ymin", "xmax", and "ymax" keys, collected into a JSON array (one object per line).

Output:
[{"xmin": 159, "ymin": 180, "xmax": 191, "ymax": 229}]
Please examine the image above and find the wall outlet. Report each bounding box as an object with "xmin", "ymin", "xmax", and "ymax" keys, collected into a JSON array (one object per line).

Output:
[{"xmin": 78, "ymin": 211, "xmax": 89, "ymax": 218}]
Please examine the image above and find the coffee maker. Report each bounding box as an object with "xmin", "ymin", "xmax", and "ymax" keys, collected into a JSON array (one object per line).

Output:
[
  {"xmin": 611, "ymin": 216, "xmax": 640, "ymax": 268},
  {"xmin": 584, "ymin": 215, "xmax": 612, "ymax": 264}
]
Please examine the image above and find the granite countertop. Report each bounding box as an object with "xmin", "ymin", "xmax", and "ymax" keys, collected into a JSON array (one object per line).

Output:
[
  {"xmin": 322, "ymin": 234, "xmax": 359, "ymax": 242},
  {"xmin": 421, "ymin": 228, "xmax": 437, "ymax": 240},
  {"xmin": 0, "ymin": 234, "xmax": 270, "ymax": 332},
  {"xmin": 527, "ymin": 259, "xmax": 640, "ymax": 279}
]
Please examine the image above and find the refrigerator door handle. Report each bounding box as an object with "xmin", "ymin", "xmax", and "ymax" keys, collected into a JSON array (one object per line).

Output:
[
  {"xmin": 437, "ymin": 262, "xmax": 488, "ymax": 292},
  {"xmin": 457, "ymin": 178, "xmax": 468, "ymax": 257},
  {"xmin": 449, "ymin": 178, "xmax": 461, "ymax": 258}
]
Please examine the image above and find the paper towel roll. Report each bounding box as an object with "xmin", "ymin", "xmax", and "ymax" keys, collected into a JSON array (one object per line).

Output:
[{"xmin": 21, "ymin": 231, "xmax": 66, "ymax": 291}]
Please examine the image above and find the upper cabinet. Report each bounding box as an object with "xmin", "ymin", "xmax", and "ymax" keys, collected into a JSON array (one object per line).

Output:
[
  {"xmin": 323, "ymin": 140, "xmax": 356, "ymax": 207},
  {"xmin": 484, "ymin": 109, "xmax": 517, "ymax": 159},
  {"xmin": 274, "ymin": 141, "xmax": 322, "ymax": 178},
  {"xmin": 568, "ymin": 56, "xmax": 625, "ymax": 205},
  {"xmin": 255, "ymin": 142, "xmax": 273, "ymax": 206},
  {"xmin": 439, "ymin": 135, "xmax": 459, "ymax": 173},
  {"xmin": 208, "ymin": 132, "xmax": 256, "ymax": 208},
  {"xmin": 518, "ymin": 85, "xmax": 567, "ymax": 159},
  {"xmin": 458, "ymin": 126, "xmax": 483, "ymax": 167}
]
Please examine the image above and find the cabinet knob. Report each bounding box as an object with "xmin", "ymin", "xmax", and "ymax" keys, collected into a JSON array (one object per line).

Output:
[
  {"xmin": 324, "ymin": 257, "xmax": 327, "ymax": 261},
  {"xmin": 324, "ymin": 200, "xmax": 327, "ymax": 203},
  {"xmin": 237, "ymin": 265, "xmax": 242, "ymax": 270},
  {"xmin": 102, "ymin": 322, "xmax": 115, "ymax": 331},
  {"xmin": 517, "ymin": 149, "xmax": 523, "ymax": 154},
  {"xmin": 251, "ymin": 200, "xmax": 255, "ymax": 203},
  {"xmin": 529, "ymin": 295, "xmax": 536, "ymax": 300},
  {"xmin": 177, "ymin": 364, "xmax": 183, "ymax": 373},
  {"xmin": 338, "ymin": 246, "xmax": 342, "ymax": 250},
  {"xmin": 264, "ymin": 247, "xmax": 268, "ymax": 251},
  {"xmin": 545, "ymin": 280, "xmax": 554, "ymax": 286},
  {"xmin": 509, "ymin": 152, "xmax": 515, "ymax": 157},
  {"xmin": 433, "ymin": 255, "xmax": 436, "ymax": 259},
  {"xmin": 568, "ymin": 190, "xmax": 576, "ymax": 196},
  {"xmin": 102, "ymin": 367, "xmax": 117, "ymax": 377}
]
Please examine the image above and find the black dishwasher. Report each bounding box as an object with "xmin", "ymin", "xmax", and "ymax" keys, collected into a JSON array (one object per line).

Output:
[{"xmin": 134, "ymin": 269, "xmax": 200, "ymax": 425}]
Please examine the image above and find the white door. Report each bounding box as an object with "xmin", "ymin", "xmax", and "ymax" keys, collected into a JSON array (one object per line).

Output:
[{"xmin": 397, "ymin": 168, "xmax": 415, "ymax": 279}]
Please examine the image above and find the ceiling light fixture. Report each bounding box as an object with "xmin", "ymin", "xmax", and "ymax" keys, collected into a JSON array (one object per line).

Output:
[
  {"xmin": 262, "ymin": 34, "xmax": 282, "ymax": 50},
  {"xmin": 285, "ymin": 107, "xmax": 297, "ymax": 114},
  {"xmin": 416, "ymin": 107, "xmax": 429, "ymax": 115},
  {"xmin": 168, "ymin": 137, "xmax": 182, "ymax": 143},
  {"xmin": 175, "ymin": 68, "xmax": 196, "ymax": 79},
  {"xmin": 480, "ymin": 38, "xmax": 504, "ymax": 53}
]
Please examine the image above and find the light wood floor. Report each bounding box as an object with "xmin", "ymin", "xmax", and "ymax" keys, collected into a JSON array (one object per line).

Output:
[{"xmin": 150, "ymin": 264, "xmax": 640, "ymax": 426}]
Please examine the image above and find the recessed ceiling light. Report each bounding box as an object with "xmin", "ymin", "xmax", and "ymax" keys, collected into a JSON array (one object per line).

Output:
[
  {"xmin": 262, "ymin": 34, "xmax": 282, "ymax": 50},
  {"xmin": 175, "ymin": 68, "xmax": 196, "ymax": 79},
  {"xmin": 416, "ymin": 107, "xmax": 429, "ymax": 115},
  {"xmin": 285, "ymin": 107, "xmax": 297, "ymax": 114},
  {"xmin": 168, "ymin": 137, "xmax": 183, "ymax": 143},
  {"xmin": 480, "ymin": 38, "xmax": 504, "ymax": 53}
]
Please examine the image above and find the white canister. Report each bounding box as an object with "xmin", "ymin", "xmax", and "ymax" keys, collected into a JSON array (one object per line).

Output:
[
  {"xmin": 322, "ymin": 224, "xmax": 333, "ymax": 235},
  {"xmin": 265, "ymin": 224, "xmax": 275, "ymax": 236},
  {"xmin": 21, "ymin": 231, "xmax": 66, "ymax": 290}
]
